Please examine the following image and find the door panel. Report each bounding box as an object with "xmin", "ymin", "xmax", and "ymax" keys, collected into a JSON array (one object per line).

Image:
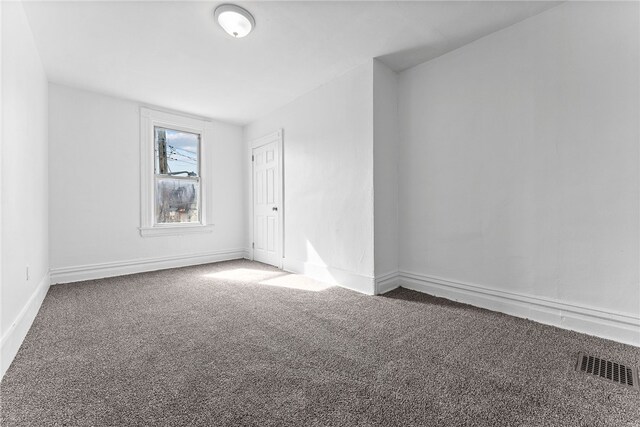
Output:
[{"xmin": 252, "ymin": 140, "xmax": 280, "ymax": 267}]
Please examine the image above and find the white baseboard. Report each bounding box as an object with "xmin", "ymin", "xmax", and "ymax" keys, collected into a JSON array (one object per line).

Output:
[
  {"xmin": 282, "ymin": 257, "xmax": 375, "ymax": 295},
  {"xmin": 375, "ymin": 271, "xmax": 400, "ymax": 295},
  {"xmin": 1, "ymin": 274, "xmax": 50, "ymax": 380},
  {"xmin": 399, "ymin": 271, "xmax": 640, "ymax": 347},
  {"xmin": 49, "ymin": 249, "xmax": 245, "ymax": 284}
]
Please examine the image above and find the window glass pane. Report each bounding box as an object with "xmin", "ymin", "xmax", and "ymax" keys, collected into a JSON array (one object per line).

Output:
[
  {"xmin": 155, "ymin": 177, "xmax": 200, "ymax": 224},
  {"xmin": 154, "ymin": 127, "xmax": 199, "ymax": 177}
]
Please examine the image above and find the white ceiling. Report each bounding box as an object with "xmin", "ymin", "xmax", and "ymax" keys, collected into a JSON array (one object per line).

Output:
[{"xmin": 23, "ymin": 1, "xmax": 560, "ymax": 125}]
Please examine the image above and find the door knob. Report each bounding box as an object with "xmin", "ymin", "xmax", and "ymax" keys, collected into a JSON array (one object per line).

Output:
[{"xmin": 272, "ymin": 207, "xmax": 278, "ymax": 211}]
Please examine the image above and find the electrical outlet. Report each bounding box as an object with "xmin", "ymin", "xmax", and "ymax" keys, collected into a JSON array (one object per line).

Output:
[{"xmin": 26, "ymin": 266, "xmax": 30, "ymax": 281}]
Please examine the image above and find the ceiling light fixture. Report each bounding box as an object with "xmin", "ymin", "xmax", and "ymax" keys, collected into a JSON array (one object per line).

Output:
[{"xmin": 214, "ymin": 4, "xmax": 255, "ymax": 38}]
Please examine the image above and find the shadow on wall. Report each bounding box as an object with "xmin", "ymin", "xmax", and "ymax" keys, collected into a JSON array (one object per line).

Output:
[{"xmin": 376, "ymin": 44, "xmax": 447, "ymax": 72}]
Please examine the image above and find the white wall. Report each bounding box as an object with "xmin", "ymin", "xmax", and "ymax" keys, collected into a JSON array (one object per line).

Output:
[
  {"xmin": 398, "ymin": 2, "xmax": 640, "ymax": 344},
  {"xmin": 244, "ymin": 62, "xmax": 376, "ymax": 294},
  {"xmin": 373, "ymin": 59, "xmax": 399, "ymax": 291},
  {"xmin": 1, "ymin": 1, "xmax": 50, "ymax": 378},
  {"xmin": 48, "ymin": 84, "xmax": 245, "ymax": 282}
]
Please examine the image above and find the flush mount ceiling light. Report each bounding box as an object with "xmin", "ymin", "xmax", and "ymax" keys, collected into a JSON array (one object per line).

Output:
[{"xmin": 214, "ymin": 4, "xmax": 255, "ymax": 38}]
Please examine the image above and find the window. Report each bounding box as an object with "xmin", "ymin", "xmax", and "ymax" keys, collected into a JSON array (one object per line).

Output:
[
  {"xmin": 140, "ymin": 108, "xmax": 214, "ymax": 236},
  {"xmin": 154, "ymin": 127, "xmax": 200, "ymax": 224}
]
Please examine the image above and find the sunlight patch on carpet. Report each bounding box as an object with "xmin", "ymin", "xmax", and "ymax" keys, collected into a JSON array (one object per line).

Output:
[{"xmin": 203, "ymin": 268, "xmax": 334, "ymax": 292}]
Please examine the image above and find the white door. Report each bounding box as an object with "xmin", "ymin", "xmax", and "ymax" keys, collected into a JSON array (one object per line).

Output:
[{"xmin": 252, "ymin": 137, "xmax": 281, "ymax": 267}]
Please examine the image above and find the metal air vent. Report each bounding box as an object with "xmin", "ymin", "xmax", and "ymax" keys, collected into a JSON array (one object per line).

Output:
[{"xmin": 576, "ymin": 352, "xmax": 639, "ymax": 389}]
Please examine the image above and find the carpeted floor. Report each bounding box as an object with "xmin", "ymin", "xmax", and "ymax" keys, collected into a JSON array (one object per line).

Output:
[{"xmin": 1, "ymin": 259, "xmax": 639, "ymax": 426}]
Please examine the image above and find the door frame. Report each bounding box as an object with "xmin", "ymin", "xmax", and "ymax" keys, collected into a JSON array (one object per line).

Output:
[{"xmin": 249, "ymin": 129, "xmax": 284, "ymax": 268}]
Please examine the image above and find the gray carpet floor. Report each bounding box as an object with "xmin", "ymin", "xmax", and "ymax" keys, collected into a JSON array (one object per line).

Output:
[{"xmin": 1, "ymin": 259, "xmax": 639, "ymax": 426}]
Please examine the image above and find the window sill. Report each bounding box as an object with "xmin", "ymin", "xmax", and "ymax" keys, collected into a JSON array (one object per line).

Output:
[{"xmin": 139, "ymin": 224, "xmax": 214, "ymax": 237}]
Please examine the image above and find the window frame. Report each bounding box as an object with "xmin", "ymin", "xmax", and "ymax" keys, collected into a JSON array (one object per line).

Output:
[{"xmin": 139, "ymin": 107, "xmax": 214, "ymax": 237}]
